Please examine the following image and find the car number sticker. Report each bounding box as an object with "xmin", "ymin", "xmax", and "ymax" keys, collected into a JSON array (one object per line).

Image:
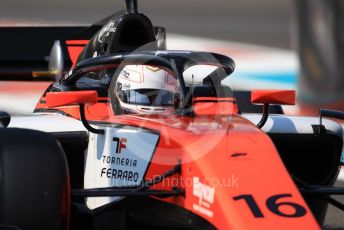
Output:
[{"xmin": 84, "ymin": 126, "xmax": 159, "ymax": 209}]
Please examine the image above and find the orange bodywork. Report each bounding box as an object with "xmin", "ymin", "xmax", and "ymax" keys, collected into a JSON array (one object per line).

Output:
[
  {"xmin": 193, "ymin": 97, "xmax": 238, "ymax": 115},
  {"xmin": 35, "ymin": 94, "xmax": 320, "ymax": 229},
  {"xmin": 45, "ymin": 91, "xmax": 98, "ymax": 108},
  {"xmin": 113, "ymin": 114, "xmax": 319, "ymax": 229},
  {"xmin": 251, "ymin": 90, "xmax": 296, "ymax": 105}
]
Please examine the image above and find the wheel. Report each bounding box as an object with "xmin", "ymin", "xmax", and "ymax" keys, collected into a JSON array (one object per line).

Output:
[{"xmin": 0, "ymin": 128, "xmax": 70, "ymax": 230}]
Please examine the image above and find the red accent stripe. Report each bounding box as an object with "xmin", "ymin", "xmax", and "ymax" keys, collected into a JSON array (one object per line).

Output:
[
  {"xmin": 66, "ymin": 40, "xmax": 89, "ymax": 45},
  {"xmin": 67, "ymin": 46, "xmax": 84, "ymax": 67},
  {"xmin": 193, "ymin": 97, "xmax": 235, "ymax": 102}
]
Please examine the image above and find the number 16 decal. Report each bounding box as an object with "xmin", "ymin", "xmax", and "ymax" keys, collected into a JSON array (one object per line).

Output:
[{"xmin": 233, "ymin": 194, "xmax": 307, "ymax": 218}]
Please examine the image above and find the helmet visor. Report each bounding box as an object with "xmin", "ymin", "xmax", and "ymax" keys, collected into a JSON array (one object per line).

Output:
[{"xmin": 118, "ymin": 88, "xmax": 175, "ymax": 106}]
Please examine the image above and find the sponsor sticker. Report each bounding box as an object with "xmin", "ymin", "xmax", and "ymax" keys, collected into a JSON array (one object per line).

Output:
[
  {"xmin": 84, "ymin": 126, "xmax": 159, "ymax": 209},
  {"xmin": 192, "ymin": 177, "xmax": 215, "ymax": 218},
  {"xmin": 146, "ymin": 66, "xmax": 161, "ymax": 72},
  {"xmin": 119, "ymin": 66, "xmax": 142, "ymax": 83},
  {"xmin": 98, "ymin": 22, "xmax": 116, "ymax": 43}
]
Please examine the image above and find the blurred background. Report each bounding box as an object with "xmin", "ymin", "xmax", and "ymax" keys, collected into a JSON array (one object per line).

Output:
[{"xmin": 0, "ymin": 0, "xmax": 291, "ymax": 49}]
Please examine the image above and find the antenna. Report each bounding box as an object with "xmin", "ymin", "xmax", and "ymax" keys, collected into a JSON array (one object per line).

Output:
[{"xmin": 125, "ymin": 0, "xmax": 138, "ymax": 13}]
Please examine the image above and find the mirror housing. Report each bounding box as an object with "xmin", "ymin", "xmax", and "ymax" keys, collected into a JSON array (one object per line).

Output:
[
  {"xmin": 48, "ymin": 40, "xmax": 64, "ymax": 82},
  {"xmin": 45, "ymin": 91, "xmax": 104, "ymax": 134},
  {"xmin": 32, "ymin": 41, "xmax": 65, "ymax": 80},
  {"xmin": 251, "ymin": 90, "xmax": 296, "ymax": 129},
  {"xmin": 251, "ymin": 90, "xmax": 296, "ymax": 105},
  {"xmin": 0, "ymin": 111, "xmax": 11, "ymax": 127},
  {"xmin": 46, "ymin": 91, "xmax": 98, "ymax": 108}
]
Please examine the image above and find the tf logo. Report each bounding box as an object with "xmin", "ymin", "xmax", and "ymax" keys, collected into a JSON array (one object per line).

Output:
[{"xmin": 112, "ymin": 137, "xmax": 127, "ymax": 154}]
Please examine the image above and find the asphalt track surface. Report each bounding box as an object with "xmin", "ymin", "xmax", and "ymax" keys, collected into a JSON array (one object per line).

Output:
[{"xmin": 1, "ymin": 0, "xmax": 344, "ymax": 229}]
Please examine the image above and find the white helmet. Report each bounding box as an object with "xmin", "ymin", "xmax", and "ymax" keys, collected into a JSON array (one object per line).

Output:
[{"xmin": 115, "ymin": 65, "xmax": 178, "ymax": 114}]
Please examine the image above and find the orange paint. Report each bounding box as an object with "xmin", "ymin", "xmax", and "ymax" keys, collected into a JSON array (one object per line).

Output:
[
  {"xmin": 193, "ymin": 97, "xmax": 238, "ymax": 115},
  {"xmin": 34, "ymin": 88, "xmax": 319, "ymax": 229},
  {"xmin": 66, "ymin": 40, "xmax": 89, "ymax": 66},
  {"xmin": 251, "ymin": 90, "xmax": 296, "ymax": 105},
  {"xmin": 45, "ymin": 91, "xmax": 98, "ymax": 108}
]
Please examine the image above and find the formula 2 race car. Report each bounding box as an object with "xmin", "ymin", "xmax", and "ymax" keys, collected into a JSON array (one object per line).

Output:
[{"xmin": 1, "ymin": 1, "xmax": 344, "ymax": 229}]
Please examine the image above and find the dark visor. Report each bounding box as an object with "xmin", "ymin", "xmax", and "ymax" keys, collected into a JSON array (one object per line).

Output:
[{"xmin": 118, "ymin": 88, "xmax": 175, "ymax": 106}]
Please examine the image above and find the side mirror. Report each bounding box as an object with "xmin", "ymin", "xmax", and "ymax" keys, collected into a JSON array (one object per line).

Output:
[
  {"xmin": 251, "ymin": 90, "xmax": 296, "ymax": 105},
  {"xmin": 251, "ymin": 90, "xmax": 296, "ymax": 129},
  {"xmin": 0, "ymin": 111, "xmax": 11, "ymax": 127},
  {"xmin": 46, "ymin": 91, "xmax": 98, "ymax": 108},
  {"xmin": 32, "ymin": 40, "xmax": 65, "ymax": 81},
  {"xmin": 48, "ymin": 40, "xmax": 65, "ymax": 82},
  {"xmin": 45, "ymin": 90, "xmax": 103, "ymax": 134}
]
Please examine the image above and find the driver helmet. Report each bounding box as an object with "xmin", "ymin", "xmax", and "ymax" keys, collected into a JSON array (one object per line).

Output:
[{"xmin": 115, "ymin": 65, "xmax": 178, "ymax": 114}]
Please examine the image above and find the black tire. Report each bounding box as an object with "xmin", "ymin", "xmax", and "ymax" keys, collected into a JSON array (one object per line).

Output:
[{"xmin": 0, "ymin": 128, "xmax": 70, "ymax": 230}]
